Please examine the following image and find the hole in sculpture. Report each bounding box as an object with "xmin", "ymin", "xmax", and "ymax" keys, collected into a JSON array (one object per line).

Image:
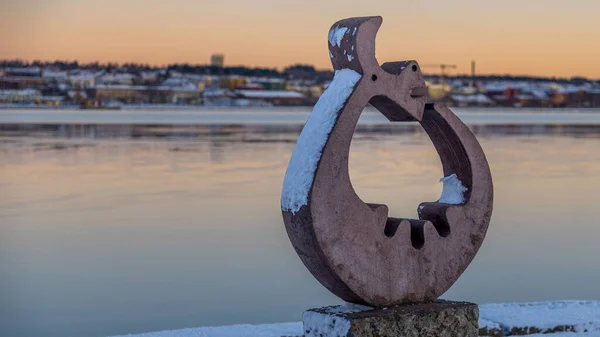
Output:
[
  {"xmin": 349, "ymin": 103, "xmax": 473, "ymax": 250},
  {"xmin": 412, "ymin": 64, "xmax": 418, "ymax": 72},
  {"xmin": 349, "ymin": 103, "xmax": 444, "ymax": 250},
  {"xmin": 371, "ymin": 74, "xmax": 378, "ymax": 81}
]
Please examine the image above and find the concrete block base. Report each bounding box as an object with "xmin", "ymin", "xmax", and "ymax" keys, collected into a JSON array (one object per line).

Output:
[{"xmin": 303, "ymin": 300, "xmax": 478, "ymax": 337}]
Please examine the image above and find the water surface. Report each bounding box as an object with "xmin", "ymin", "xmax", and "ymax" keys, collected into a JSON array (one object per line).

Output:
[{"xmin": 1, "ymin": 109, "xmax": 600, "ymax": 337}]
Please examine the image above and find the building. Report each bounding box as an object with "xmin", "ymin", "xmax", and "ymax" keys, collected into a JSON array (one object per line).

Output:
[
  {"xmin": 166, "ymin": 85, "xmax": 201, "ymax": 104},
  {"xmin": 286, "ymin": 83, "xmax": 323, "ymax": 102},
  {"xmin": 483, "ymin": 83, "xmax": 520, "ymax": 107},
  {"xmin": 140, "ymin": 71, "xmax": 160, "ymax": 84},
  {"xmin": 220, "ymin": 76, "xmax": 248, "ymax": 90},
  {"xmin": 68, "ymin": 71, "xmax": 102, "ymax": 89},
  {"xmin": 87, "ymin": 84, "xmax": 200, "ymax": 104},
  {"xmin": 0, "ymin": 67, "xmax": 44, "ymax": 89},
  {"xmin": 253, "ymin": 78, "xmax": 286, "ymax": 91},
  {"xmin": 100, "ymin": 73, "xmax": 137, "ymax": 85},
  {"xmin": 87, "ymin": 85, "xmax": 141, "ymax": 103},
  {"xmin": 68, "ymin": 90, "xmax": 88, "ymax": 103},
  {"xmin": 515, "ymin": 90, "xmax": 550, "ymax": 107},
  {"xmin": 238, "ymin": 83, "xmax": 265, "ymax": 91},
  {"xmin": 551, "ymin": 86, "xmax": 584, "ymax": 107},
  {"xmin": 4, "ymin": 67, "xmax": 42, "ymax": 77},
  {"xmin": 584, "ymin": 89, "xmax": 600, "ymax": 107},
  {"xmin": 39, "ymin": 95, "xmax": 65, "ymax": 106},
  {"xmin": 211, "ymin": 54, "xmax": 224, "ymax": 67},
  {"xmin": 0, "ymin": 89, "xmax": 41, "ymax": 104},
  {"xmin": 42, "ymin": 69, "xmax": 68, "ymax": 83},
  {"xmin": 203, "ymin": 89, "xmax": 233, "ymax": 106}
]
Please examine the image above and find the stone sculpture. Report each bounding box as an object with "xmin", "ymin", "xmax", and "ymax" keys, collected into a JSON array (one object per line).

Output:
[{"xmin": 281, "ymin": 16, "xmax": 493, "ymax": 308}]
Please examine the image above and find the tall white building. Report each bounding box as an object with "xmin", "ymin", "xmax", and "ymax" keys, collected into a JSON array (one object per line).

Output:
[{"xmin": 211, "ymin": 54, "xmax": 224, "ymax": 67}]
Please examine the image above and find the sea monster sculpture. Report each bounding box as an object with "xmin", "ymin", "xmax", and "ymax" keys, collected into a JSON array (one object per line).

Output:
[{"xmin": 281, "ymin": 16, "xmax": 493, "ymax": 307}]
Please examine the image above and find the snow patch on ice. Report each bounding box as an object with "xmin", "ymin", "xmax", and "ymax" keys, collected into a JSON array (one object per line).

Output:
[
  {"xmin": 480, "ymin": 300, "xmax": 600, "ymax": 332},
  {"xmin": 110, "ymin": 322, "xmax": 302, "ymax": 337},
  {"xmin": 329, "ymin": 51, "xmax": 334, "ymax": 59},
  {"xmin": 110, "ymin": 300, "xmax": 600, "ymax": 337},
  {"xmin": 527, "ymin": 333, "xmax": 599, "ymax": 337},
  {"xmin": 281, "ymin": 68, "xmax": 361, "ymax": 213},
  {"xmin": 328, "ymin": 26, "xmax": 348, "ymax": 47},
  {"xmin": 438, "ymin": 173, "xmax": 468, "ymax": 204}
]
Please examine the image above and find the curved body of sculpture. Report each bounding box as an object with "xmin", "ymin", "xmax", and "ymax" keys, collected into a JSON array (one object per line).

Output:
[{"xmin": 281, "ymin": 16, "xmax": 493, "ymax": 307}]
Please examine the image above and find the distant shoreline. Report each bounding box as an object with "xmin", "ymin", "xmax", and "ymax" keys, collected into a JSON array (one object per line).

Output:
[{"xmin": 3, "ymin": 104, "xmax": 600, "ymax": 111}]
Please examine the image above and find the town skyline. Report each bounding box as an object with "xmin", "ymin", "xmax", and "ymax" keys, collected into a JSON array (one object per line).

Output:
[
  {"xmin": 2, "ymin": 0, "xmax": 600, "ymax": 78},
  {"xmin": 3, "ymin": 59, "xmax": 598, "ymax": 82},
  {"xmin": 3, "ymin": 49, "xmax": 599, "ymax": 81}
]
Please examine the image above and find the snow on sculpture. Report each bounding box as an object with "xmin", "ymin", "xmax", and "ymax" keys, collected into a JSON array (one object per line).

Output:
[
  {"xmin": 281, "ymin": 16, "xmax": 494, "ymax": 307},
  {"xmin": 281, "ymin": 69, "xmax": 361, "ymax": 214}
]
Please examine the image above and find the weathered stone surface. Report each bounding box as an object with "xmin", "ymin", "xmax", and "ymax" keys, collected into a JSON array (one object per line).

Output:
[{"xmin": 303, "ymin": 300, "xmax": 478, "ymax": 337}]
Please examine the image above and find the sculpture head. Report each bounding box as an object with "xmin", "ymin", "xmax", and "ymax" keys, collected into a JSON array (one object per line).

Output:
[{"xmin": 281, "ymin": 16, "xmax": 493, "ymax": 307}]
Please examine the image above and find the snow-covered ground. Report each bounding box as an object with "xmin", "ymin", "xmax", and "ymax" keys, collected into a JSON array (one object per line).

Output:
[
  {"xmin": 112, "ymin": 322, "xmax": 303, "ymax": 337},
  {"xmin": 111, "ymin": 300, "xmax": 600, "ymax": 337}
]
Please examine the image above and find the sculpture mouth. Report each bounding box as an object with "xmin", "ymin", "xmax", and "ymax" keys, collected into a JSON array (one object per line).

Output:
[
  {"xmin": 384, "ymin": 218, "xmax": 432, "ymax": 250},
  {"xmin": 380, "ymin": 202, "xmax": 453, "ymax": 251},
  {"xmin": 410, "ymin": 86, "xmax": 428, "ymax": 98}
]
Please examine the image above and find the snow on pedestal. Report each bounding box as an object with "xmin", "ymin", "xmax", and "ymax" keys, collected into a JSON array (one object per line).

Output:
[{"xmin": 302, "ymin": 303, "xmax": 373, "ymax": 337}]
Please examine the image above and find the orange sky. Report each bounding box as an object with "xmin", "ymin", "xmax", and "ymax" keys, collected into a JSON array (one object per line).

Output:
[{"xmin": 1, "ymin": 0, "xmax": 599, "ymax": 78}]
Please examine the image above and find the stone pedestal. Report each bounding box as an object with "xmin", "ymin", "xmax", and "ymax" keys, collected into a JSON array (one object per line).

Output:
[{"xmin": 302, "ymin": 300, "xmax": 478, "ymax": 337}]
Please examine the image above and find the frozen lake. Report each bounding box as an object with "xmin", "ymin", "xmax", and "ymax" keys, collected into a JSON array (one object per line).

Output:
[
  {"xmin": 2, "ymin": 108, "xmax": 600, "ymax": 337},
  {"xmin": 2, "ymin": 106, "xmax": 600, "ymax": 125}
]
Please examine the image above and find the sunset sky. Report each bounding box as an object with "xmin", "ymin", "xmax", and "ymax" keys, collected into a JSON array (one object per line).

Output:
[{"xmin": 1, "ymin": 0, "xmax": 599, "ymax": 78}]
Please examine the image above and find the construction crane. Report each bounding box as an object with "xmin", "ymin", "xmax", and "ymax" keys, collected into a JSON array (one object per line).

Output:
[{"xmin": 420, "ymin": 64, "xmax": 457, "ymax": 87}]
